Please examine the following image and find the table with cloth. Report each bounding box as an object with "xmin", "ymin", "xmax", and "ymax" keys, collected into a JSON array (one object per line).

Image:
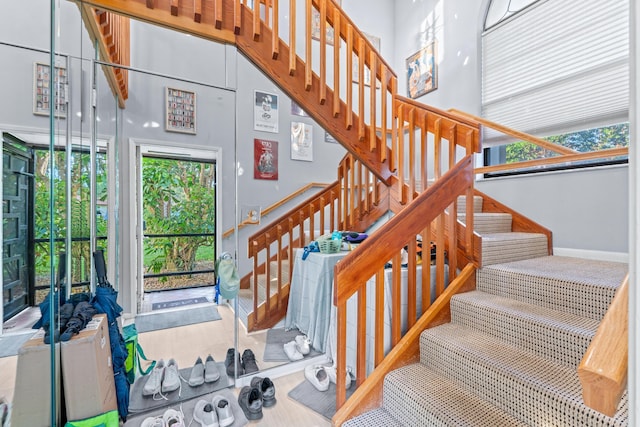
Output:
[{"xmin": 285, "ymin": 247, "xmax": 448, "ymax": 375}]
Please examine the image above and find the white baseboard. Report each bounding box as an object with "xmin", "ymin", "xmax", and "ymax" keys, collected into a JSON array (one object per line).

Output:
[{"xmin": 553, "ymin": 247, "xmax": 629, "ymax": 263}]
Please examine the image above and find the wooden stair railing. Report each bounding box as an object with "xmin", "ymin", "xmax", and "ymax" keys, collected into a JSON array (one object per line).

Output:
[
  {"xmin": 245, "ymin": 153, "xmax": 389, "ymax": 331},
  {"xmin": 332, "ymin": 155, "xmax": 477, "ymax": 413},
  {"xmin": 578, "ymin": 274, "xmax": 629, "ymax": 417}
]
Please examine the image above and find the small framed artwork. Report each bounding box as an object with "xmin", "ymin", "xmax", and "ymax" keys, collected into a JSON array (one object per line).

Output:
[
  {"xmin": 33, "ymin": 62, "xmax": 67, "ymax": 118},
  {"xmin": 165, "ymin": 87, "xmax": 196, "ymax": 134},
  {"xmin": 291, "ymin": 100, "xmax": 308, "ymax": 117},
  {"xmin": 254, "ymin": 138, "xmax": 278, "ymax": 180},
  {"xmin": 324, "ymin": 131, "xmax": 338, "ymax": 143},
  {"xmin": 311, "ymin": 0, "xmax": 342, "ymax": 45},
  {"xmin": 254, "ymin": 90, "xmax": 279, "ymax": 133},
  {"xmin": 291, "ymin": 122, "xmax": 313, "ymax": 161},
  {"xmin": 406, "ymin": 41, "xmax": 438, "ymax": 99},
  {"xmin": 353, "ymin": 32, "xmax": 381, "ymax": 87}
]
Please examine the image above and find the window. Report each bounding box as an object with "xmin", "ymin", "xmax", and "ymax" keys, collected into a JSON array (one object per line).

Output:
[{"xmin": 482, "ymin": 0, "xmax": 629, "ymax": 173}]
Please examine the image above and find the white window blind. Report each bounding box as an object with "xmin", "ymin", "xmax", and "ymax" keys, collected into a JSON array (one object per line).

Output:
[{"xmin": 481, "ymin": 0, "xmax": 629, "ymax": 143}]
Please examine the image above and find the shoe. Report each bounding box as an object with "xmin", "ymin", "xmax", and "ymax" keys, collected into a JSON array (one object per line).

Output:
[
  {"xmin": 140, "ymin": 416, "xmax": 166, "ymax": 427},
  {"xmin": 325, "ymin": 365, "xmax": 354, "ymax": 389},
  {"xmin": 188, "ymin": 357, "xmax": 205, "ymax": 387},
  {"xmin": 143, "ymin": 359, "xmax": 165, "ymax": 396},
  {"xmin": 204, "ymin": 354, "xmax": 220, "ymax": 383},
  {"xmin": 193, "ymin": 399, "xmax": 219, "ymax": 427},
  {"xmin": 250, "ymin": 376, "xmax": 276, "ymax": 407},
  {"xmin": 162, "ymin": 358, "xmax": 181, "ymax": 393},
  {"xmin": 162, "ymin": 408, "xmax": 185, "ymax": 427},
  {"xmin": 294, "ymin": 335, "xmax": 311, "ymax": 355},
  {"xmin": 225, "ymin": 348, "xmax": 242, "ymax": 376},
  {"xmin": 304, "ymin": 364, "xmax": 329, "ymax": 392},
  {"xmin": 212, "ymin": 395, "xmax": 235, "ymax": 427},
  {"xmin": 238, "ymin": 385, "xmax": 263, "ymax": 420},
  {"xmin": 283, "ymin": 340, "xmax": 304, "ymax": 361},
  {"xmin": 242, "ymin": 349, "xmax": 259, "ymax": 374}
]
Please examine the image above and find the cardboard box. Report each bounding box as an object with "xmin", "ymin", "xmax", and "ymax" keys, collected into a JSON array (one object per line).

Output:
[
  {"xmin": 11, "ymin": 331, "xmax": 61, "ymax": 427},
  {"xmin": 61, "ymin": 314, "xmax": 117, "ymax": 421}
]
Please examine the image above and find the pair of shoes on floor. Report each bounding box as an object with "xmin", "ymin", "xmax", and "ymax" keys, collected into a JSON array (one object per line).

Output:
[
  {"xmin": 283, "ymin": 334, "xmax": 311, "ymax": 361},
  {"xmin": 140, "ymin": 407, "xmax": 185, "ymax": 427},
  {"xmin": 142, "ymin": 359, "xmax": 182, "ymax": 398},
  {"xmin": 224, "ymin": 348, "xmax": 259, "ymax": 376},
  {"xmin": 193, "ymin": 394, "xmax": 235, "ymax": 427},
  {"xmin": 325, "ymin": 364, "xmax": 355, "ymax": 390},
  {"xmin": 188, "ymin": 354, "xmax": 220, "ymax": 386},
  {"xmin": 238, "ymin": 384, "xmax": 263, "ymax": 421},
  {"xmin": 250, "ymin": 376, "xmax": 276, "ymax": 407}
]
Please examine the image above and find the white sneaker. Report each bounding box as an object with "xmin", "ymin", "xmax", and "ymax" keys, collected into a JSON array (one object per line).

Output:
[
  {"xmin": 283, "ymin": 340, "xmax": 304, "ymax": 361},
  {"xmin": 304, "ymin": 364, "xmax": 329, "ymax": 392},
  {"xmin": 325, "ymin": 365, "xmax": 354, "ymax": 389},
  {"xmin": 294, "ymin": 335, "xmax": 311, "ymax": 355},
  {"xmin": 162, "ymin": 359, "xmax": 181, "ymax": 393},
  {"xmin": 193, "ymin": 399, "xmax": 219, "ymax": 427},
  {"xmin": 162, "ymin": 408, "xmax": 185, "ymax": 427},
  {"xmin": 140, "ymin": 416, "xmax": 166, "ymax": 427},
  {"xmin": 143, "ymin": 359, "xmax": 165, "ymax": 396},
  {"xmin": 212, "ymin": 394, "xmax": 235, "ymax": 427}
]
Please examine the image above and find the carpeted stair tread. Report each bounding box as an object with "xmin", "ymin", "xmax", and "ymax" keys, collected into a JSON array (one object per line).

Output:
[
  {"xmin": 451, "ymin": 290, "xmax": 598, "ymax": 368},
  {"xmin": 477, "ymin": 256, "xmax": 627, "ymax": 320},
  {"xmin": 457, "ymin": 195, "xmax": 483, "ymax": 213},
  {"xmin": 381, "ymin": 364, "xmax": 528, "ymax": 427},
  {"xmin": 480, "ymin": 232, "xmax": 549, "ymax": 265},
  {"xmin": 419, "ymin": 323, "xmax": 628, "ymax": 426},
  {"xmin": 342, "ymin": 408, "xmax": 404, "ymax": 427},
  {"xmin": 457, "ymin": 212, "xmax": 512, "ymax": 234}
]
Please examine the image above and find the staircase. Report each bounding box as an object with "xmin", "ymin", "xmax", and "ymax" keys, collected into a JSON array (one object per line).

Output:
[{"xmin": 342, "ymin": 197, "xmax": 629, "ymax": 426}]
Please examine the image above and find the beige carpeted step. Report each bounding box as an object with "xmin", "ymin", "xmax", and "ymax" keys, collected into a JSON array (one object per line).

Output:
[
  {"xmin": 457, "ymin": 212, "xmax": 512, "ymax": 234},
  {"xmin": 342, "ymin": 408, "xmax": 403, "ymax": 427},
  {"xmin": 419, "ymin": 323, "xmax": 628, "ymax": 426},
  {"xmin": 450, "ymin": 290, "xmax": 598, "ymax": 369},
  {"xmin": 477, "ymin": 256, "xmax": 627, "ymax": 321},
  {"xmin": 371, "ymin": 364, "xmax": 527, "ymax": 427},
  {"xmin": 456, "ymin": 195, "xmax": 483, "ymax": 213},
  {"xmin": 480, "ymin": 232, "xmax": 548, "ymax": 265}
]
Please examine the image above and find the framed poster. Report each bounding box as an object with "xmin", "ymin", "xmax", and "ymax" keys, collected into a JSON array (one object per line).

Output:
[
  {"xmin": 352, "ymin": 33, "xmax": 381, "ymax": 87},
  {"xmin": 166, "ymin": 87, "xmax": 196, "ymax": 134},
  {"xmin": 291, "ymin": 99, "xmax": 308, "ymax": 117},
  {"xmin": 406, "ymin": 42, "xmax": 438, "ymax": 99},
  {"xmin": 33, "ymin": 62, "xmax": 67, "ymax": 118},
  {"xmin": 254, "ymin": 138, "xmax": 278, "ymax": 180},
  {"xmin": 324, "ymin": 131, "xmax": 338, "ymax": 143},
  {"xmin": 254, "ymin": 90, "xmax": 279, "ymax": 133},
  {"xmin": 311, "ymin": 0, "xmax": 342, "ymax": 45},
  {"xmin": 291, "ymin": 122, "xmax": 313, "ymax": 161}
]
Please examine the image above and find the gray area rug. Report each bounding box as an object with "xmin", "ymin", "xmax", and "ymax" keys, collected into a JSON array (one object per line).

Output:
[
  {"xmin": 128, "ymin": 362, "xmax": 230, "ymax": 414},
  {"xmin": 125, "ymin": 386, "xmax": 247, "ymax": 427},
  {"xmin": 0, "ymin": 331, "xmax": 36, "ymax": 358},
  {"xmin": 135, "ymin": 304, "xmax": 221, "ymax": 333},
  {"xmin": 288, "ymin": 378, "xmax": 356, "ymax": 420},
  {"xmin": 263, "ymin": 328, "xmax": 322, "ymax": 362},
  {"xmin": 152, "ymin": 297, "xmax": 208, "ymax": 311}
]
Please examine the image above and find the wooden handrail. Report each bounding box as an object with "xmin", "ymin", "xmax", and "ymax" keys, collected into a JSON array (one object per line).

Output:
[
  {"xmin": 221, "ymin": 182, "xmax": 329, "ymax": 239},
  {"xmin": 577, "ymin": 274, "xmax": 629, "ymax": 417}
]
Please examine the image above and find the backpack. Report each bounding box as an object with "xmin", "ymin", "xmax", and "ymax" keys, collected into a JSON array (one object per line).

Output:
[{"xmin": 122, "ymin": 324, "xmax": 156, "ymax": 384}]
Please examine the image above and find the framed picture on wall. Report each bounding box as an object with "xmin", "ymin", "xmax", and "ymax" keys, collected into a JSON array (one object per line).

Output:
[
  {"xmin": 165, "ymin": 87, "xmax": 196, "ymax": 134},
  {"xmin": 311, "ymin": 0, "xmax": 342, "ymax": 45},
  {"xmin": 33, "ymin": 62, "xmax": 67, "ymax": 118},
  {"xmin": 406, "ymin": 41, "xmax": 438, "ymax": 99},
  {"xmin": 352, "ymin": 32, "xmax": 381, "ymax": 87},
  {"xmin": 291, "ymin": 121, "xmax": 313, "ymax": 161},
  {"xmin": 254, "ymin": 138, "xmax": 278, "ymax": 180},
  {"xmin": 254, "ymin": 90, "xmax": 279, "ymax": 133}
]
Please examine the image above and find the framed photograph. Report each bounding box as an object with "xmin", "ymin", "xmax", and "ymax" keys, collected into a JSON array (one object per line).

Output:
[
  {"xmin": 254, "ymin": 138, "xmax": 278, "ymax": 180},
  {"xmin": 311, "ymin": 0, "xmax": 342, "ymax": 45},
  {"xmin": 406, "ymin": 42, "xmax": 438, "ymax": 99},
  {"xmin": 33, "ymin": 62, "xmax": 67, "ymax": 118},
  {"xmin": 353, "ymin": 33, "xmax": 381, "ymax": 87},
  {"xmin": 324, "ymin": 131, "xmax": 338, "ymax": 143},
  {"xmin": 291, "ymin": 122, "xmax": 313, "ymax": 161},
  {"xmin": 165, "ymin": 87, "xmax": 196, "ymax": 134},
  {"xmin": 291, "ymin": 99, "xmax": 308, "ymax": 117},
  {"xmin": 254, "ymin": 90, "xmax": 279, "ymax": 133}
]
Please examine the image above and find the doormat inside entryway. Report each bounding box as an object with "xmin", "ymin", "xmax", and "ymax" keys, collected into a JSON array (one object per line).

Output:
[{"xmin": 152, "ymin": 297, "xmax": 208, "ymax": 311}]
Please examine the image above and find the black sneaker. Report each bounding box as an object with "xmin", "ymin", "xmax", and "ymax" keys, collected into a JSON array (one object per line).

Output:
[
  {"xmin": 238, "ymin": 386, "xmax": 263, "ymax": 420},
  {"xmin": 224, "ymin": 348, "xmax": 242, "ymax": 377},
  {"xmin": 242, "ymin": 349, "xmax": 259, "ymax": 374},
  {"xmin": 250, "ymin": 376, "xmax": 276, "ymax": 407}
]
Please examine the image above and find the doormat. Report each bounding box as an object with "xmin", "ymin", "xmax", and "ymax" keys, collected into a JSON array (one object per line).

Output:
[
  {"xmin": 288, "ymin": 377, "xmax": 356, "ymax": 420},
  {"xmin": 136, "ymin": 304, "xmax": 221, "ymax": 333},
  {"xmin": 128, "ymin": 362, "xmax": 231, "ymax": 414},
  {"xmin": 263, "ymin": 328, "xmax": 322, "ymax": 362},
  {"xmin": 0, "ymin": 331, "xmax": 36, "ymax": 358},
  {"xmin": 152, "ymin": 297, "xmax": 209, "ymax": 311}
]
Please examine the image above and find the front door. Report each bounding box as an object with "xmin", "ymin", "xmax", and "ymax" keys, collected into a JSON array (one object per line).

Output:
[{"xmin": 3, "ymin": 133, "xmax": 34, "ymax": 321}]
